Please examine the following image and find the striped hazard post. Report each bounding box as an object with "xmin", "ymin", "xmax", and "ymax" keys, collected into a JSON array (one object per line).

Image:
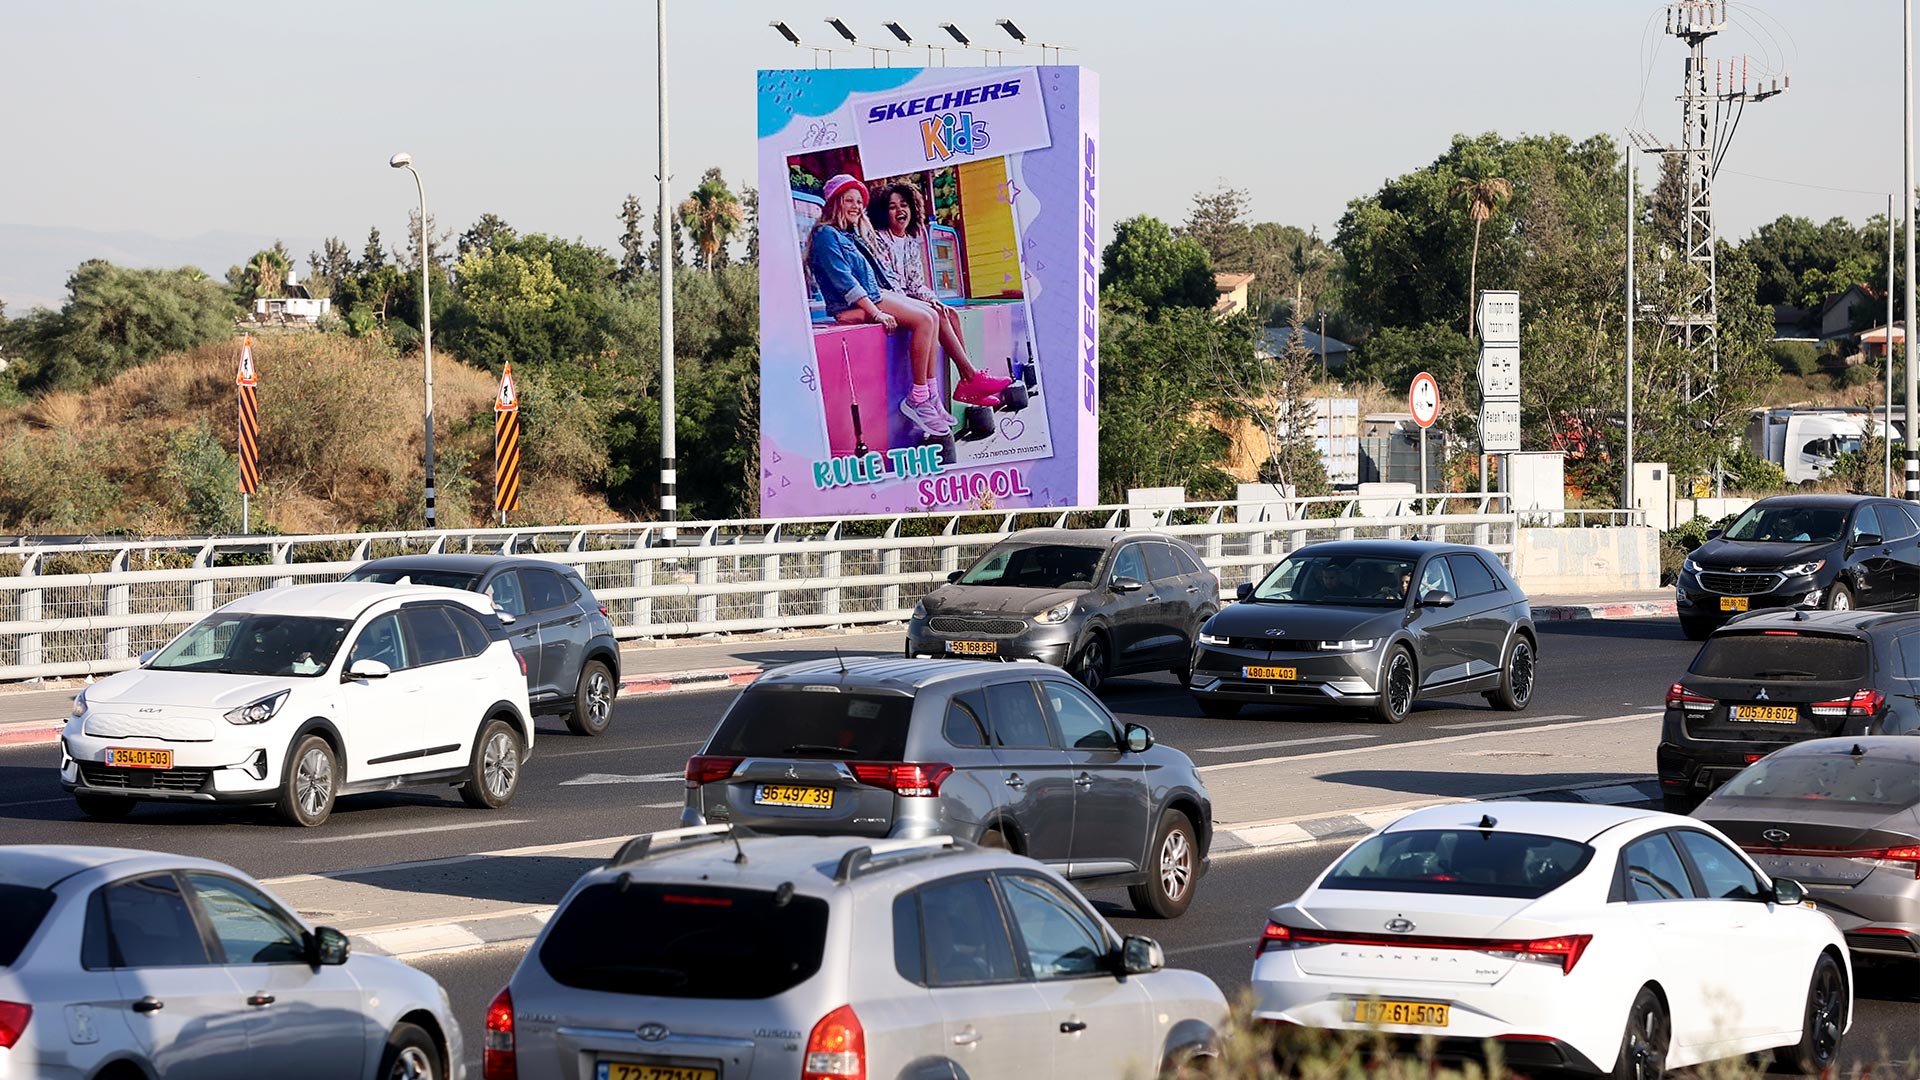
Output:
[
  {"xmin": 494, "ymin": 362, "xmax": 521, "ymax": 522},
  {"xmin": 236, "ymin": 335, "xmax": 260, "ymax": 533}
]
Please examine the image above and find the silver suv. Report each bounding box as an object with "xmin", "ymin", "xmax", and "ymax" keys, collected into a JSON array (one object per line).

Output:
[
  {"xmin": 681, "ymin": 657, "xmax": 1213, "ymax": 917},
  {"xmin": 484, "ymin": 828, "xmax": 1227, "ymax": 1080}
]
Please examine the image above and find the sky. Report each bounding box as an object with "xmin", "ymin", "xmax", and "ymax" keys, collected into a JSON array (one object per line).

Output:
[{"xmin": 1, "ymin": 0, "xmax": 1913, "ymax": 311}]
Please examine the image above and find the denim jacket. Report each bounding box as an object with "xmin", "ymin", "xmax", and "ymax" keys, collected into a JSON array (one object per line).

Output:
[{"xmin": 808, "ymin": 225, "xmax": 896, "ymax": 315}]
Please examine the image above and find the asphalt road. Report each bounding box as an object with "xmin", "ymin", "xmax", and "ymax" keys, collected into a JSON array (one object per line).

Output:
[
  {"xmin": 0, "ymin": 618, "xmax": 1690, "ymax": 879},
  {"xmin": 416, "ymin": 842, "xmax": 1920, "ymax": 1078}
]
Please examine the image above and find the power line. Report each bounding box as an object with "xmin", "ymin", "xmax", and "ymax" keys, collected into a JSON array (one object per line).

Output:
[{"xmin": 1718, "ymin": 169, "xmax": 1891, "ymax": 199}]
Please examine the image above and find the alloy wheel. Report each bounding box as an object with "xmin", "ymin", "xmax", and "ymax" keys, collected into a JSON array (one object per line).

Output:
[
  {"xmin": 1508, "ymin": 641, "xmax": 1534, "ymax": 705},
  {"xmin": 585, "ymin": 670, "xmax": 613, "ymax": 727},
  {"xmin": 1159, "ymin": 826, "xmax": 1192, "ymax": 903},
  {"xmin": 390, "ymin": 1045, "xmax": 435, "ymax": 1080},
  {"xmin": 482, "ymin": 732, "xmax": 519, "ymax": 800},
  {"xmin": 1830, "ymin": 588, "xmax": 1853, "ymax": 611},
  {"xmin": 296, "ymin": 747, "xmax": 333, "ymax": 819},
  {"xmin": 1626, "ymin": 998, "xmax": 1667, "ymax": 1080},
  {"xmin": 1386, "ymin": 652, "xmax": 1415, "ymax": 717},
  {"xmin": 1809, "ymin": 962, "xmax": 1844, "ymax": 1066},
  {"xmin": 1076, "ymin": 637, "xmax": 1107, "ymax": 692}
]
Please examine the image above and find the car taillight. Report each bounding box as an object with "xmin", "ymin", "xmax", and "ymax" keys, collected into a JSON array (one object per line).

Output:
[
  {"xmin": 1257, "ymin": 921, "xmax": 1294, "ymax": 955},
  {"xmin": 1811, "ymin": 689, "xmax": 1884, "ymax": 719},
  {"xmin": 515, "ymin": 652, "xmax": 528, "ymax": 677},
  {"xmin": 0, "ymin": 1002, "xmax": 29, "ymax": 1050},
  {"xmin": 685, "ymin": 755, "xmax": 743, "ymax": 787},
  {"xmin": 803, "ymin": 1004, "xmax": 865, "ymax": 1080},
  {"xmin": 1481, "ymin": 934, "xmax": 1593, "ymax": 973},
  {"xmin": 1666, "ymin": 683, "xmax": 1713, "ymax": 711},
  {"xmin": 1253, "ymin": 923, "xmax": 1591, "ymax": 973},
  {"xmin": 598, "ymin": 604, "xmax": 611, "ymax": 618},
  {"xmin": 849, "ymin": 762, "xmax": 953, "ymax": 797},
  {"xmin": 482, "ymin": 988, "xmax": 515, "ymax": 1080},
  {"xmin": 1875, "ymin": 845, "xmax": 1920, "ymax": 878}
]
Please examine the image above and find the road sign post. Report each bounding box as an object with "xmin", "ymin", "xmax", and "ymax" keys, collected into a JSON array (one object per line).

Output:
[
  {"xmin": 1476, "ymin": 291, "xmax": 1522, "ymax": 489},
  {"xmin": 1409, "ymin": 371, "xmax": 1439, "ymax": 495}
]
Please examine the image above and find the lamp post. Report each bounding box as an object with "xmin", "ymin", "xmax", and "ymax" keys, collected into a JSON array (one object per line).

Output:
[
  {"xmin": 388, "ymin": 152, "xmax": 436, "ymax": 530},
  {"xmin": 659, "ymin": 0, "xmax": 676, "ymax": 537}
]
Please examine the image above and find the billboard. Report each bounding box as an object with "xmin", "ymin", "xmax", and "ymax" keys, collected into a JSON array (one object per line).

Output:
[{"xmin": 757, "ymin": 65, "xmax": 1099, "ymax": 517}]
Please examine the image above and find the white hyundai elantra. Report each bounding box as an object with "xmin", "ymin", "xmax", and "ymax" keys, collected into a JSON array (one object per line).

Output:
[{"xmin": 1250, "ymin": 802, "xmax": 1850, "ymax": 1078}]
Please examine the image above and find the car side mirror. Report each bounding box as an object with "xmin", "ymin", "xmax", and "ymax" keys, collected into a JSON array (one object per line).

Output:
[
  {"xmin": 1118, "ymin": 935, "xmax": 1164, "ymax": 976},
  {"xmin": 137, "ymin": 649, "xmax": 160, "ymax": 666},
  {"xmin": 1850, "ymin": 532, "xmax": 1884, "ymax": 549},
  {"xmin": 946, "ymin": 570, "xmax": 964, "ymax": 584},
  {"xmin": 1419, "ymin": 589, "xmax": 1456, "ymax": 608},
  {"xmin": 1124, "ymin": 723, "xmax": 1154, "ymax": 753},
  {"xmin": 345, "ymin": 659, "xmax": 391, "ymax": 681},
  {"xmin": 1236, "ymin": 582, "xmax": 1254, "ymax": 601},
  {"xmin": 1111, "ymin": 576, "xmax": 1144, "ymax": 593},
  {"xmin": 1705, "ymin": 528, "xmax": 1723, "ymax": 540},
  {"xmin": 307, "ymin": 926, "xmax": 351, "ymax": 966},
  {"xmin": 1772, "ymin": 878, "xmax": 1807, "ymax": 906},
  {"xmin": 491, "ymin": 604, "xmax": 517, "ymax": 626}
]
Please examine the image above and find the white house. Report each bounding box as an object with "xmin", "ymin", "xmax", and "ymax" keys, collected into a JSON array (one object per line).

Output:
[{"xmin": 253, "ymin": 269, "xmax": 332, "ymax": 324}]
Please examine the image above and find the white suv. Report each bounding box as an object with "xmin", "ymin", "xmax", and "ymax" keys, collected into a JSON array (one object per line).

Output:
[{"xmin": 60, "ymin": 582, "xmax": 534, "ymax": 827}]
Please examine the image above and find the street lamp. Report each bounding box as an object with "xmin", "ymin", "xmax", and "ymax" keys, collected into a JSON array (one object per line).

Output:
[{"xmin": 388, "ymin": 152, "xmax": 437, "ymax": 530}]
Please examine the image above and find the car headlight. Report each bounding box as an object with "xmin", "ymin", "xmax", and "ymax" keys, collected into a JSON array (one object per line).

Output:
[
  {"xmin": 1782, "ymin": 560, "xmax": 1826, "ymax": 577},
  {"xmin": 911, "ymin": 599, "xmax": 927, "ymax": 620},
  {"xmin": 1317, "ymin": 639, "xmax": 1378, "ymax": 652},
  {"xmin": 1198, "ymin": 632, "xmax": 1231, "ymax": 646},
  {"xmin": 70, "ymin": 690, "xmax": 87, "ymax": 718},
  {"xmin": 1682, "ymin": 558, "xmax": 1701, "ymax": 575},
  {"xmin": 223, "ymin": 690, "xmax": 291, "ymax": 726},
  {"xmin": 1034, "ymin": 601, "xmax": 1075, "ymax": 625}
]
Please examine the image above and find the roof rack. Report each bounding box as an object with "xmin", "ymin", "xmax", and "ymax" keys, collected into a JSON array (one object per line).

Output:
[
  {"xmin": 833, "ymin": 835, "xmax": 967, "ymax": 884},
  {"xmin": 608, "ymin": 824, "xmax": 746, "ymax": 868}
]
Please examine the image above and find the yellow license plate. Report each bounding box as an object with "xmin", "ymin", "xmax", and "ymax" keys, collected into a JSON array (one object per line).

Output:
[
  {"xmin": 107, "ymin": 747, "xmax": 172, "ymax": 769},
  {"xmin": 754, "ymin": 783, "xmax": 834, "ymax": 808},
  {"xmin": 1244, "ymin": 666, "xmax": 1297, "ymax": 680},
  {"xmin": 1720, "ymin": 596, "xmax": 1749, "ymax": 612},
  {"xmin": 598, "ymin": 1064, "xmax": 718, "ymax": 1080},
  {"xmin": 1732, "ymin": 705, "xmax": 1799, "ymax": 724},
  {"xmin": 1352, "ymin": 999, "xmax": 1450, "ymax": 1027},
  {"xmin": 949, "ymin": 640, "xmax": 998, "ymax": 655}
]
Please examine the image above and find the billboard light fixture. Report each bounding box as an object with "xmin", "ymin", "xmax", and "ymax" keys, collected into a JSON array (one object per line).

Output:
[
  {"xmin": 770, "ymin": 20, "xmax": 849, "ymax": 67},
  {"xmin": 995, "ymin": 18, "xmax": 1026, "ymax": 43},
  {"xmin": 939, "ymin": 22, "xmax": 970, "ymax": 46},
  {"xmin": 826, "ymin": 16, "xmax": 858, "ymax": 44}
]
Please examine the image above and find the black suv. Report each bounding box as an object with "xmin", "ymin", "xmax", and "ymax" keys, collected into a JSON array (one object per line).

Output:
[
  {"xmin": 1675, "ymin": 493, "xmax": 1920, "ymax": 640},
  {"xmin": 1658, "ymin": 609, "xmax": 1920, "ymax": 813},
  {"xmin": 346, "ymin": 555, "xmax": 621, "ymax": 736}
]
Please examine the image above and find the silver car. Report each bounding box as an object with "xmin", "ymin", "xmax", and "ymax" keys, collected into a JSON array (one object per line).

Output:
[
  {"xmin": 0, "ymin": 846, "xmax": 462, "ymax": 1079},
  {"xmin": 485, "ymin": 828, "xmax": 1227, "ymax": 1080},
  {"xmin": 682, "ymin": 657, "xmax": 1213, "ymax": 917}
]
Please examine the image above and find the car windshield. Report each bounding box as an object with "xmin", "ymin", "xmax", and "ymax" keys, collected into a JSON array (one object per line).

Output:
[
  {"xmin": 707, "ymin": 688, "xmax": 913, "ymax": 761},
  {"xmin": 1252, "ymin": 554, "xmax": 1416, "ymax": 606},
  {"xmin": 1689, "ymin": 632, "xmax": 1868, "ymax": 681},
  {"xmin": 1717, "ymin": 753, "xmax": 1920, "ymax": 806},
  {"xmin": 343, "ymin": 567, "xmax": 482, "ymax": 591},
  {"xmin": 148, "ymin": 613, "xmax": 353, "ymax": 677},
  {"xmin": 540, "ymin": 882, "xmax": 829, "ymax": 999},
  {"xmin": 1321, "ymin": 829, "xmax": 1594, "ymax": 899},
  {"xmin": 1722, "ymin": 505, "xmax": 1846, "ymax": 543},
  {"xmin": 958, "ymin": 543, "xmax": 1103, "ymax": 589}
]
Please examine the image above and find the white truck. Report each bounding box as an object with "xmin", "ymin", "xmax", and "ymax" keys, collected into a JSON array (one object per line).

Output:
[{"xmin": 1745, "ymin": 407, "xmax": 1867, "ymax": 484}]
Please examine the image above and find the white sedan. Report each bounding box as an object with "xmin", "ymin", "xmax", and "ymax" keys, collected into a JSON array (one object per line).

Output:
[{"xmin": 1250, "ymin": 802, "xmax": 1850, "ymax": 1077}]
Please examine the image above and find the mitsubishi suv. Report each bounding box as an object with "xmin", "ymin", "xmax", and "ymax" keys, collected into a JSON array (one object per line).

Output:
[{"xmin": 61, "ymin": 582, "xmax": 534, "ymax": 826}]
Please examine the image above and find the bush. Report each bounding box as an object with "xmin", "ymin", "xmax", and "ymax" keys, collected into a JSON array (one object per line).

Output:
[
  {"xmin": 1836, "ymin": 361, "xmax": 1879, "ymax": 390},
  {"xmin": 157, "ymin": 420, "xmax": 240, "ymax": 533},
  {"xmin": 1724, "ymin": 446, "xmax": 1789, "ymax": 492},
  {"xmin": 1765, "ymin": 339, "xmax": 1821, "ymax": 377}
]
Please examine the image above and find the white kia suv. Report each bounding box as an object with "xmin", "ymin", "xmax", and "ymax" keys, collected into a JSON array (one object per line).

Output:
[{"xmin": 59, "ymin": 582, "xmax": 534, "ymax": 827}]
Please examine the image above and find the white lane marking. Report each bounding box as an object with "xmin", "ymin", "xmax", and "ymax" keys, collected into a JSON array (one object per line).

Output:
[
  {"xmin": 290, "ymin": 819, "xmax": 530, "ymax": 845},
  {"xmin": 559, "ymin": 772, "xmax": 686, "ymax": 786},
  {"xmin": 1199, "ymin": 734, "xmax": 1378, "ymax": 754},
  {"xmin": 1165, "ymin": 938, "xmax": 1255, "ymax": 958},
  {"xmin": 263, "ymin": 832, "xmax": 640, "ymax": 885},
  {"xmin": 642, "ymin": 800, "xmax": 685, "ymax": 809},
  {"xmin": 1197, "ymin": 712, "xmax": 1662, "ymax": 774},
  {"xmin": 364, "ymin": 923, "xmax": 484, "ymax": 956},
  {"xmin": 1433, "ymin": 713, "xmax": 1581, "ymax": 730},
  {"xmin": 543, "ymin": 739, "xmax": 705, "ymax": 759}
]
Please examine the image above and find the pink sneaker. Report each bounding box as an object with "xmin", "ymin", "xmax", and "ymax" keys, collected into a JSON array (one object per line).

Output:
[{"xmin": 954, "ymin": 373, "xmax": 1013, "ymax": 406}]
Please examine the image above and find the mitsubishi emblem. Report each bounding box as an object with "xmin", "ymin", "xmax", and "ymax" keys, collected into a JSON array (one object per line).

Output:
[
  {"xmin": 1762, "ymin": 828, "xmax": 1791, "ymax": 844},
  {"xmin": 637, "ymin": 1023, "xmax": 670, "ymax": 1042},
  {"xmin": 1755, "ymin": 688, "xmax": 1770, "ymax": 701},
  {"xmin": 1385, "ymin": 917, "xmax": 1416, "ymax": 934},
  {"xmin": 785, "ymin": 765, "xmax": 799, "ymax": 780}
]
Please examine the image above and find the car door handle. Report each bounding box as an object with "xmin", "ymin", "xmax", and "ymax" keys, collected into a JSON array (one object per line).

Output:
[
  {"xmin": 1059, "ymin": 1020, "xmax": 1088, "ymax": 1034},
  {"xmin": 1186, "ymin": 585, "xmax": 1201, "ymax": 593},
  {"xmin": 952, "ymin": 1027, "xmax": 981, "ymax": 1046},
  {"xmin": 1073, "ymin": 773, "xmax": 1094, "ymax": 789},
  {"xmin": 246, "ymin": 993, "xmax": 276, "ymax": 1008},
  {"xmin": 1004, "ymin": 774, "xmax": 1025, "ymax": 790},
  {"xmin": 131, "ymin": 997, "xmax": 164, "ymax": 1014}
]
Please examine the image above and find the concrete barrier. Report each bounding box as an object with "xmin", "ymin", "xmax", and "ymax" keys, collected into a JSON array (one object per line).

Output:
[{"xmin": 1510, "ymin": 526, "xmax": 1661, "ymax": 594}]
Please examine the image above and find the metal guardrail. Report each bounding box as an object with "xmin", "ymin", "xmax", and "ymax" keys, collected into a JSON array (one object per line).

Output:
[{"xmin": 0, "ymin": 494, "xmax": 1641, "ymax": 682}]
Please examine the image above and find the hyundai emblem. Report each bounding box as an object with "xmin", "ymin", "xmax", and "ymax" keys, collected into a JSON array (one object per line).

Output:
[
  {"xmin": 637, "ymin": 1023, "xmax": 670, "ymax": 1041},
  {"xmin": 1385, "ymin": 917, "xmax": 1415, "ymax": 934},
  {"xmin": 1264, "ymin": 628, "xmax": 1287, "ymax": 637},
  {"xmin": 1762, "ymin": 828, "xmax": 1791, "ymax": 844}
]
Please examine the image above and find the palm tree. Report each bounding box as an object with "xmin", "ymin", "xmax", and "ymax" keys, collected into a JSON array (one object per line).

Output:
[
  {"xmin": 677, "ymin": 168, "xmax": 745, "ymax": 272},
  {"xmin": 244, "ymin": 244, "xmax": 293, "ymax": 301},
  {"xmin": 1454, "ymin": 173, "xmax": 1513, "ymax": 336}
]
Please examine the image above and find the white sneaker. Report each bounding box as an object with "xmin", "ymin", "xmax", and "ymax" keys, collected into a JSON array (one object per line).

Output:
[{"xmin": 900, "ymin": 396, "xmax": 954, "ymax": 437}]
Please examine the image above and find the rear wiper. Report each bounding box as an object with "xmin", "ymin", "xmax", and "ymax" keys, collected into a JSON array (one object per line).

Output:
[
  {"xmin": 1749, "ymin": 669, "xmax": 1818, "ymax": 679},
  {"xmin": 782, "ymin": 744, "xmax": 861, "ymax": 758}
]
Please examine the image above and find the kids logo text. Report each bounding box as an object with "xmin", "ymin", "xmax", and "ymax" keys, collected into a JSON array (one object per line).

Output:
[{"xmin": 920, "ymin": 112, "xmax": 990, "ymax": 162}]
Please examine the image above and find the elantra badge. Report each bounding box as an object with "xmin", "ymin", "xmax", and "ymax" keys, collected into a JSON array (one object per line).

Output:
[
  {"xmin": 1762, "ymin": 828, "xmax": 1791, "ymax": 843},
  {"xmin": 637, "ymin": 1023, "xmax": 670, "ymax": 1041},
  {"xmin": 1385, "ymin": 917, "xmax": 1415, "ymax": 934},
  {"xmin": 1264, "ymin": 628, "xmax": 1287, "ymax": 637}
]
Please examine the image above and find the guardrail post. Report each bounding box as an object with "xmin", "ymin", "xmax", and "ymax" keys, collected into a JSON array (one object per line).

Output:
[
  {"xmin": 823, "ymin": 525, "xmax": 843, "ymax": 623},
  {"xmin": 106, "ymin": 551, "xmax": 130, "ymax": 661},
  {"xmin": 633, "ymin": 537, "xmax": 654, "ymax": 634},
  {"xmin": 762, "ymin": 534, "xmax": 781, "ymax": 624},
  {"xmin": 696, "ymin": 552, "xmax": 718, "ymax": 630},
  {"xmin": 17, "ymin": 556, "xmax": 41, "ymax": 671}
]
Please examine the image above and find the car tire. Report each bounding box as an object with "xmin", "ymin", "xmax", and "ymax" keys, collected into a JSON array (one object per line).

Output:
[
  {"xmin": 564, "ymin": 659, "xmax": 616, "ymax": 737},
  {"xmin": 277, "ymin": 735, "xmax": 338, "ymax": 828},
  {"xmin": 1609, "ymin": 986, "xmax": 1669, "ymax": 1080},
  {"xmin": 1772, "ymin": 952, "xmax": 1846, "ymax": 1075},
  {"xmin": 377, "ymin": 1021, "xmax": 441, "ymax": 1080},
  {"xmin": 1071, "ymin": 632, "xmax": 1111, "ymax": 693},
  {"xmin": 460, "ymin": 719, "xmax": 524, "ymax": 810},
  {"xmin": 1485, "ymin": 636, "xmax": 1535, "ymax": 711},
  {"xmin": 1660, "ymin": 791, "xmax": 1700, "ymax": 815},
  {"xmin": 1370, "ymin": 646, "xmax": 1416, "ymax": 724},
  {"xmin": 1680, "ymin": 617, "xmax": 1714, "ymax": 641},
  {"xmin": 1825, "ymin": 582, "xmax": 1855, "ymax": 611},
  {"xmin": 1128, "ymin": 810, "xmax": 1198, "ymax": 919},
  {"xmin": 74, "ymin": 793, "xmax": 135, "ymax": 821},
  {"xmin": 1195, "ymin": 695, "xmax": 1242, "ymax": 719}
]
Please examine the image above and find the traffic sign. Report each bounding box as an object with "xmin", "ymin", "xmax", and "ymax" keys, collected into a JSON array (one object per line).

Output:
[
  {"xmin": 1477, "ymin": 291, "xmax": 1520, "ymax": 344},
  {"xmin": 1479, "ymin": 344, "xmax": 1519, "ymax": 398},
  {"xmin": 1480, "ymin": 400, "xmax": 1521, "ymax": 452},
  {"xmin": 1409, "ymin": 372, "xmax": 1439, "ymax": 429}
]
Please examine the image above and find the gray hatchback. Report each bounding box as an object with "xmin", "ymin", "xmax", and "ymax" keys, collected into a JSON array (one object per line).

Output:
[{"xmin": 681, "ymin": 657, "xmax": 1213, "ymax": 916}]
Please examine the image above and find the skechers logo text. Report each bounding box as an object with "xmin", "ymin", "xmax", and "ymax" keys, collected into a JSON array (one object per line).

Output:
[{"xmin": 865, "ymin": 80, "xmax": 1022, "ymax": 123}]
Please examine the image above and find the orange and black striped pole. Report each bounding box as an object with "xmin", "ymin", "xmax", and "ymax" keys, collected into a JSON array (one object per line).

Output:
[
  {"xmin": 494, "ymin": 362, "xmax": 521, "ymax": 523},
  {"xmin": 236, "ymin": 335, "xmax": 260, "ymax": 533}
]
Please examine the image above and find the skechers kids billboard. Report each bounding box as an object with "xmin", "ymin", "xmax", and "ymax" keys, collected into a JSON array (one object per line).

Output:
[{"xmin": 757, "ymin": 65, "xmax": 1099, "ymax": 517}]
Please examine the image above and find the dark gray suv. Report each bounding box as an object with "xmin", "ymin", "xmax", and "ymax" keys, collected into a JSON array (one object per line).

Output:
[
  {"xmin": 681, "ymin": 657, "xmax": 1214, "ymax": 917},
  {"xmin": 346, "ymin": 554, "xmax": 621, "ymax": 736}
]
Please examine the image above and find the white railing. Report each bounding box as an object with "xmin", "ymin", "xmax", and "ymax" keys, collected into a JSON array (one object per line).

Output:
[{"xmin": 0, "ymin": 494, "xmax": 1640, "ymax": 681}]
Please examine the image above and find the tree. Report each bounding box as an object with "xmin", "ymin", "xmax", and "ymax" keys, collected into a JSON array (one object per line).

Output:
[
  {"xmin": 1454, "ymin": 171, "xmax": 1512, "ymax": 335},
  {"xmin": 359, "ymin": 227, "xmax": 387, "ymax": 275},
  {"xmin": 458, "ymin": 213, "xmax": 519, "ymax": 259},
  {"xmin": 651, "ymin": 204, "xmax": 686, "ymax": 270},
  {"xmin": 227, "ymin": 242, "xmax": 293, "ymax": 307},
  {"xmin": 393, "ymin": 209, "xmax": 454, "ymax": 272},
  {"xmin": 1102, "ymin": 215, "xmax": 1217, "ymax": 316},
  {"xmin": 12, "ymin": 261, "xmax": 234, "ymax": 391},
  {"xmin": 307, "ymin": 238, "xmax": 354, "ymax": 299},
  {"xmin": 1097, "ymin": 299, "xmax": 1241, "ymax": 500},
  {"xmin": 741, "ymin": 185, "xmax": 760, "ymax": 267},
  {"xmin": 1180, "ymin": 184, "xmax": 1253, "ymax": 272},
  {"xmin": 677, "ymin": 167, "xmax": 745, "ymax": 272},
  {"xmin": 616, "ymin": 194, "xmax": 648, "ymax": 283}
]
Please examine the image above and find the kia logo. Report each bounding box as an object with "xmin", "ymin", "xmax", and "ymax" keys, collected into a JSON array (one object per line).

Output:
[
  {"xmin": 1762, "ymin": 828, "xmax": 1791, "ymax": 844},
  {"xmin": 1385, "ymin": 917, "xmax": 1416, "ymax": 934},
  {"xmin": 637, "ymin": 1023, "xmax": 670, "ymax": 1042},
  {"xmin": 1264, "ymin": 628, "xmax": 1287, "ymax": 637}
]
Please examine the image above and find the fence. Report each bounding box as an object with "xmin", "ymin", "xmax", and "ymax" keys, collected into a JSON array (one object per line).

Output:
[{"xmin": 0, "ymin": 494, "xmax": 1641, "ymax": 682}]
